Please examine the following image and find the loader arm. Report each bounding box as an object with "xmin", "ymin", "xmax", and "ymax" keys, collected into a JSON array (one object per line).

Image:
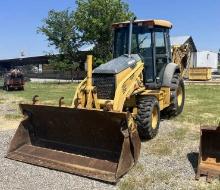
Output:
[{"xmin": 72, "ymin": 78, "xmax": 86, "ymax": 107}]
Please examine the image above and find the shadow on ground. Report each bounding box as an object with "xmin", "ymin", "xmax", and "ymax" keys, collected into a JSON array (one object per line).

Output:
[{"xmin": 187, "ymin": 152, "xmax": 199, "ymax": 174}]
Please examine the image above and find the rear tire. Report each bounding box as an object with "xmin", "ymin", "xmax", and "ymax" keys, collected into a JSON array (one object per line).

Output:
[
  {"xmin": 136, "ymin": 96, "xmax": 160, "ymax": 140},
  {"xmin": 163, "ymin": 73, "xmax": 185, "ymax": 117}
]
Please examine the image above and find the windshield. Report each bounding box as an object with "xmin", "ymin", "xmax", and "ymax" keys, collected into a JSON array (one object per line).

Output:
[
  {"xmin": 113, "ymin": 25, "xmax": 170, "ymax": 84},
  {"xmin": 113, "ymin": 25, "xmax": 152, "ymax": 58},
  {"xmin": 113, "ymin": 25, "xmax": 155, "ymax": 83}
]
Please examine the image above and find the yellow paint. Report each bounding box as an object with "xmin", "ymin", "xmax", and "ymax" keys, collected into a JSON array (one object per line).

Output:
[
  {"xmin": 151, "ymin": 106, "xmax": 158, "ymax": 129},
  {"xmin": 139, "ymin": 87, "xmax": 170, "ymax": 111},
  {"xmin": 189, "ymin": 67, "xmax": 212, "ymax": 81},
  {"xmin": 113, "ymin": 19, "xmax": 172, "ymax": 29},
  {"xmin": 86, "ymin": 55, "xmax": 93, "ymax": 88},
  {"xmin": 113, "ymin": 61, "xmax": 144, "ymax": 112},
  {"xmin": 73, "ymin": 55, "xmax": 173, "ymax": 114},
  {"xmin": 177, "ymin": 86, "xmax": 183, "ymax": 107}
]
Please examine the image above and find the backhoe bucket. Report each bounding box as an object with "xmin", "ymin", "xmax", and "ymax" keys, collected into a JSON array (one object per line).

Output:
[
  {"xmin": 196, "ymin": 126, "xmax": 220, "ymax": 182},
  {"xmin": 6, "ymin": 104, "xmax": 141, "ymax": 183}
]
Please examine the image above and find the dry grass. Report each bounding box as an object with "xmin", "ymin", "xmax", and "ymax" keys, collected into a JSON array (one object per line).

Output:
[
  {"xmin": 118, "ymin": 175, "xmax": 152, "ymax": 190},
  {"xmin": 118, "ymin": 164, "xmax": 152, "ymax": 190},
  {"xmin": 0, "ymin": 116, "xmax": 21, "ymax": 131},
  {"xmin": 0, "ymin": 98, "xmax": 4, "ymax": 104},
  {"xmin": 146, "ymin": 141, "xmax": 173, "ymax": 156},
  {"xmin": 196, "ymin": 180, "xmax": 220, "ymax": 190},
  {"xmin": 150, "ymin": 170, "xmax": 173, "ymax": 185},
  {"xmin": 144, "ymin": 127, "xmax": 190, "ymax": 157},
  {"xmin": 170, "ymin": 127, "xmax": 189, "ymax": 141},
  {"xmin": 4, "ymin": 113, "xmax": 22, "ymax": 120},
  {"xmin": 118, "ymin": 164, "xmax": 173, "ymax": 190}
]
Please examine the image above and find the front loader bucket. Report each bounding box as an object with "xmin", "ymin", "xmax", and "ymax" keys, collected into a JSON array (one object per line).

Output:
[
  {"xmin": 196, "ymin": 126, "xmax": 220, "ymax": 182},
  {"xmin": 6, "ymin": 104, "xmax": 141, "ymax": 183}
]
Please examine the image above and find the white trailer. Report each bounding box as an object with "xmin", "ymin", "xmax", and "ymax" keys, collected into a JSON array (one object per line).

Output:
[{"xmin": 196, "ymin": 51, "xmax": 218, "ymax": 72}]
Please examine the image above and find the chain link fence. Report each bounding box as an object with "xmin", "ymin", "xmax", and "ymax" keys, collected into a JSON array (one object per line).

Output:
[
  {"xmin": 0, "ymin": 68, "xmax": 86, "ymax": 85},
  {"xmin": 24, "ymin": 70, "xmax": 86, "ymax": 81}
]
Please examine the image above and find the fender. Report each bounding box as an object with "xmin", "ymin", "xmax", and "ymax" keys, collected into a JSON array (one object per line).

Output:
[{"xmin": 162, "ymin": 63, "xmax": 180, "ymax": 86}]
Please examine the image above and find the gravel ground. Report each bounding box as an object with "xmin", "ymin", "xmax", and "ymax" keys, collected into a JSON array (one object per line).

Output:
[
  {"xmin": 0, "ymin": 120, "xmax": 220, "ymax": 189},
  {"xmin": 0, "ymin": 129, "xmax": 116, "ymax": 190}
]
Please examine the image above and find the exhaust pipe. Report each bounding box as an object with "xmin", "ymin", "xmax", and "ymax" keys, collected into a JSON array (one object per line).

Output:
[{"xmin": 128, "ymin": 17, "xmax": 136, "ymax": 57}]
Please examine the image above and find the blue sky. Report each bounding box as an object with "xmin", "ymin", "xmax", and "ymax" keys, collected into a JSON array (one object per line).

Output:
[{"xmin": 0, "ymin": 0, "xmax": 219, "ymax": 59}]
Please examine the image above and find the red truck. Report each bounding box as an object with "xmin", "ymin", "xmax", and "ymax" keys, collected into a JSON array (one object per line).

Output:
[{"xmin": 3, "ymin": 69, "xmax": 24, "ymax": 91}]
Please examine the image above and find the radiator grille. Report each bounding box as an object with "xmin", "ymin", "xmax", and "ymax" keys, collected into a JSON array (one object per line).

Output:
[{"xmin": 93, "ymin": 74, "xmax": 115, "ymax": 100}]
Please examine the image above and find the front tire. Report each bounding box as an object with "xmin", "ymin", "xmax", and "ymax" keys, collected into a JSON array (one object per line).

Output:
[{"xmin": 136, "ymin": 96, "xmax": 160, "ymax": 140}]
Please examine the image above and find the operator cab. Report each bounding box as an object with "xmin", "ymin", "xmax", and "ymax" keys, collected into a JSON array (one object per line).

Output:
[{"xmin": 112, "ymin": 19, "xmax": 172, "ymax": 87}]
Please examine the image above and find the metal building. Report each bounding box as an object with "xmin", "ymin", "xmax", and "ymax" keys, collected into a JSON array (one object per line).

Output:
[{"xmin": 171, "ymin": 35, "xmax": 197, "ymax": 52}]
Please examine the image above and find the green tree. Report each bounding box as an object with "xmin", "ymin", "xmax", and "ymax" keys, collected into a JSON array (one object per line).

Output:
[
  {"xmin": 38, "ymin": 10, "xmax": 81, "ymax": 71},
  {"xmin": 74, "ymin": 0, "xmax": 134, "ymax": 64},
  {"xmin": 39, "ymin": 0, "xmax": 134, "ymax": 70}
]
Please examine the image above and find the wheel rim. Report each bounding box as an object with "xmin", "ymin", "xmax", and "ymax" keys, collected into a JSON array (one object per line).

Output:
[
  {"xmin": 151, "ymin": 106, "xmax": 158, "ymax": 129},
  {"xmin": 177, "ymin": 86, "xmax": 183, "ymax": 107}
]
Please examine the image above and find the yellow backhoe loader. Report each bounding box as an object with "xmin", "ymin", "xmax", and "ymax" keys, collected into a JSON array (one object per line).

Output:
[{"xmin": 6, "ymin": 19, "xmax": 185, "ymax": 183}]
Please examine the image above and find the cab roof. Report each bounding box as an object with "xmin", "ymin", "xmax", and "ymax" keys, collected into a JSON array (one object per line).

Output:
[{"xmin": 112, "ymin": 19, "xmax": 172, "ymax": 29}]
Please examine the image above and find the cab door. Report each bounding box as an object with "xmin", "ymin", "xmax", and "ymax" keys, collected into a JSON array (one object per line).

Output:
[{"xmin": 154, "ymin": 28, "xmax": 172, "ymax": 84}]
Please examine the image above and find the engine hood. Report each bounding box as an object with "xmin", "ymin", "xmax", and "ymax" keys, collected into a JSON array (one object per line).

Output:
[{"xmin": 93, "ymin": 54, "xmax": 141, "ymax": 74}]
